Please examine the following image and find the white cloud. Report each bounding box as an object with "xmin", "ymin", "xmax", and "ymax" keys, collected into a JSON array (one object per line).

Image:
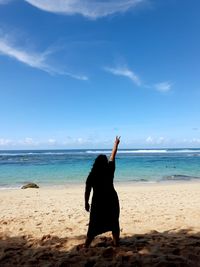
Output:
[
  {"xmin": 0, "ymin": 137, "xmax": 39, "ymax": 147},
  {"xmin": 146, "ymin": 136, "xmax": 153, "ymax": 144},
  {"xmin": 104, "ymin": 64, "xmax": 173, "ymax": 93},
  {"xmin": 0, "ymin": 35, "xmax": 88, "ymax": 80},
  {"xmin": 24, "ymin": 0, "xmax": 144, "ymax": 19},
  {"xmin": 0, "ymin": 37, "xmax": 48, "ymax": 70},
  {"xmin": 55, "ymin": 70, "xmax": 88, "ymax": 81},
  {"xmin": 48, "ymin": 138, "xmax": 57, "ymax": 144},
  {"xmin": 146, "ymin": 136, "xmax": 167, "ymax": 145},
  {"xmin": 77, "ymin": 138, "xmax": 83, "ymax": 143},
  {"xmin": 0, "ymin": 138, "xmax": 12, "ymax": 146},
  {"xmin": 157, "ymin": 137, "xmax": 165, "ymax": 145},
  {"xmin": 21, "ymin": 137, "xmax": 37, "ymax": 145},
  {"xmin": 104, "ymin": 66, "xmax": 141, "ymax": 86},
  {"xmin": 184, "ymin": 138, "xmax": 200, "ymax": 145},
  {"xmin": 154, "ymin": 81, "xmax": 172, "ymax": 92}
]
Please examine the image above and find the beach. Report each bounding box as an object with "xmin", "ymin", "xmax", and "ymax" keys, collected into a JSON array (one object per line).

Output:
[{"xmin": 1, "ymin": 182, "xmax": 200, "ymax": 266}]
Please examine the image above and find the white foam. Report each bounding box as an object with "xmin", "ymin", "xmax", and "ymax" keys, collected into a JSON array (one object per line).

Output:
[
  {"xmin": 0, "ymin": 186, "xmax": 20, "ymax": 190},
  {"xmin": 86, "ymin": 149, "xmax": 168, "ymax": 154},
  {"xmin": 125, "ymin": 149, "xmax": 167, "ymax": 153},
  {"xmin": 86, "ymin": 150, "xmax": 111, "ymax": 154},
  {"xmin": 173, "ymin": 149, "xmax": 200, "ymax": 153}
]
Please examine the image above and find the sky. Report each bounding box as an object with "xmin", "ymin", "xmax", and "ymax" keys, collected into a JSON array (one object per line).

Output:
[{"xmin": 0, "ymin": 0, "xmax": 200, "ymax": 149}]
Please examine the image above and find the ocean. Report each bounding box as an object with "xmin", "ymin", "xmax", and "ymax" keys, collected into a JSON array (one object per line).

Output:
[{"xmin": 0, "ymin": 149, "xmax": 200, "ymax": 189}]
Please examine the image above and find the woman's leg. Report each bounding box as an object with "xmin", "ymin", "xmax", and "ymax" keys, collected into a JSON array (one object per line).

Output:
[
  {"xmin": 85, "ymin": 235, "xmax": 94, "ymax": 248},
  {"xmin": 112, "ymin": 231, "xmax": 119, "ymax": 247}
]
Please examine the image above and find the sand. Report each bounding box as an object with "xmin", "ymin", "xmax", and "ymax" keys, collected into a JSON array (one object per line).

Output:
[{"xmin": 0, "ymin": 182, "xmax": 200, "ymax": 266}]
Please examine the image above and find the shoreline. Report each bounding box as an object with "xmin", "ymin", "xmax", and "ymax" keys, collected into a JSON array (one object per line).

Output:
[{"xmin": 1, "ymin": 178, "xmax": 200, "ymax": 191}]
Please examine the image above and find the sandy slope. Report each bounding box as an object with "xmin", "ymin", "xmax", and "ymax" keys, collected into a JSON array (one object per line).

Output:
[{"xmin": 0, "ymin": 182, "xmax": 200, "ymax": 266}]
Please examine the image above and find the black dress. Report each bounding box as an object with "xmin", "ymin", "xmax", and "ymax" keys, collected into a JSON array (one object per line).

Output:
[{"xmin": 86, "ymin": 160, "xmax": 120, "ymax": 237}]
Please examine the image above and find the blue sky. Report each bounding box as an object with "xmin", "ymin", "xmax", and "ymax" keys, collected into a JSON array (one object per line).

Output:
[{"xmin": 0, "ymin": 0, "xmax": 200, "ymax": 149}]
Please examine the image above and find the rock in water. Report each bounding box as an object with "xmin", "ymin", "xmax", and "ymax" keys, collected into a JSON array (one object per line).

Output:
[{"xmin": 21, "ymin": 183, "xmax": 39, "ymax": 189}]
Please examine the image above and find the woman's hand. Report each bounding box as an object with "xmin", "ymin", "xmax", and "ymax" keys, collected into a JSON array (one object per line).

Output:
[
  {"xmin": 85, "ymin": 202, "xmax": 90, "ymax": 212},
  {"xmin": 110, "ymin": 136, "xmax": 121, "ymax": 161},
  {"xmin": 115, "ymin": 136, "xmax": 121, "ymax": 145}
]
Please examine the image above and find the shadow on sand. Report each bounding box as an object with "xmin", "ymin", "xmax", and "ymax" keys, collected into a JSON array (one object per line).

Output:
[{"xmin": 0, "ymin": 229, "xmax": 200, "ymax": 267}]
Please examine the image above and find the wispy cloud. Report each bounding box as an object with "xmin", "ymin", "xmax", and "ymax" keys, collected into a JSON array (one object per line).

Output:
[
  {"xmin": 0, "ymin": 37, "xmax": 48, "ymax": 70},
  {"xmin": 24, "ymin": 0, "xmax": 144, "ymax": 19},
  {"xmin": 154, "ymin": 81, "xmax": 172, "ymax": 92},
  {"xmin": 0, "ymin": 35, "xmax": 88, "ymax": 80},
  {"xmin": 104, "ymin": 64, "xmax": 172, "ymax": 93},
  {"xmin": 104, "ymin": 66, "xmax": 141, "ymax": 86}
]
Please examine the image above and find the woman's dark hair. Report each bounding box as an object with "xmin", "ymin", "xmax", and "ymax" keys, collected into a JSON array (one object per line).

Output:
[
  {"xmin": 86, "ymin": 154, "xmax": 110, "ymax": 187},
  {"xmin": 88, "ymin": 154, "xmax": 108, "ymax": 180},
  {"xmin": 92, "ymin": 154, "xmax": 108, "ymax": 172}
]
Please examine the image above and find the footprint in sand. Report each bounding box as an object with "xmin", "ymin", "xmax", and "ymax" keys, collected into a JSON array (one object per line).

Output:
[{"xmin": 65, "ymin": 227, "xmax": 72, "ymax": 231}]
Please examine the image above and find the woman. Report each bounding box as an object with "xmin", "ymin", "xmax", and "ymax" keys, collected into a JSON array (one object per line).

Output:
[{"xmin": 85, "ymin": 136, "xmax": 120, "ymax": 247}]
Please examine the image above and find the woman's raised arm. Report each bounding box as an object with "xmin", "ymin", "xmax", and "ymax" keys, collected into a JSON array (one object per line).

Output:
[{"xmin": 109, "ymin": 136, "xmax": 120, "ymax": 161}]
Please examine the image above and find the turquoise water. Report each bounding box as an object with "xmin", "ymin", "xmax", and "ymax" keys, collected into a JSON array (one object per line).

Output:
[{"xmin": 0, "ymin": 149, "xmax": 200, "ymax": 189}]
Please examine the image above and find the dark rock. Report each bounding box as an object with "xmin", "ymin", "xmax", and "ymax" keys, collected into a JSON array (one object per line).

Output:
[{"xmin": 21, "ymin": 183, "xmax": 39, "ymax": 189}]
